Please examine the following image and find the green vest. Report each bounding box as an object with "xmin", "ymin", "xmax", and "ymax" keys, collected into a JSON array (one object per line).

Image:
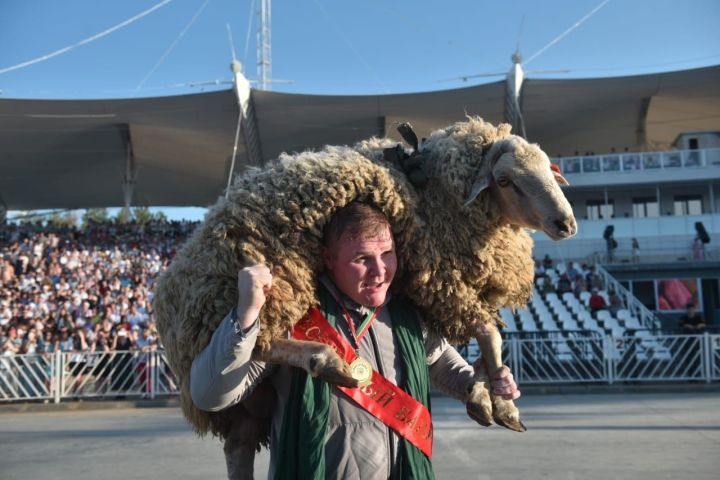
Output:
[{"xmin": 274, "ymin": 284, "xmax": 435, "ymax": 479}]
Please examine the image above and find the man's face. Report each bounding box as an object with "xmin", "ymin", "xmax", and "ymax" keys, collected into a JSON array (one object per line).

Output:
[{"xmin": 323, "ymin": 226, "xmax": 397, "ymax": 308}]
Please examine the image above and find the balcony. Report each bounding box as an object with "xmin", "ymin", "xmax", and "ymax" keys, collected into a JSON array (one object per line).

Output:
[
  {"xmin": 532, "ymin": 213, "xmax": 720, "ymax": 262},
  {"xmin": 554, "ymin": 148, "xmax": 720, "ymax": 187}
]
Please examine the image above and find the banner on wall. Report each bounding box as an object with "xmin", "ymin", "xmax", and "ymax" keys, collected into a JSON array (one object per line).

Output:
[{"xmin": 656, "ymin": 278, "xmax": 702, "ymax": 311}]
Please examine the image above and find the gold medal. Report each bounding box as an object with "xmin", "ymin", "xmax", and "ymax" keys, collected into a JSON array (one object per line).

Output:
[{"xmin": 350, "ymin": 357, "xmax": 373, "ymax": 386}]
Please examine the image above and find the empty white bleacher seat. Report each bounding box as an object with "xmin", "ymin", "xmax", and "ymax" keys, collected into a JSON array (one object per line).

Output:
[
  {"xmin": 602, "ymin": 315, "xmax": 626, "ymax": 336},
  {"xmin": 616, "ymin": 309, "xmax": 631, "ymax": 321},
  {"xmin": 579, "ymin": 291, "xmax": 591, "ymax": 305},
  {"xmin": 562, "ymin": 292, "xmax": 576, "ymax": 303},
  {"xmin": 609, "ymin": 324, "xmax": 625, "ymax": 337},
  {"xmin": 634, "ymin": 331, "xmax": 672, "ymax": 361},
  {"xmin": 625, "ymin": 316, "xmax": 642, "ymax": 329},
  {"xmin": 596, "ymin": 310, "xmax": 612, "ymax": 322}
]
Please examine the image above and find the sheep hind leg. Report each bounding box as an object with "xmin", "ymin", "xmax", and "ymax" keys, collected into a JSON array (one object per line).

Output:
[
  {"xmin": 475, "ymin": 322, "xmax": 526, "ymax": 432},
  {"xmin": 258, "ymin": 338, "xmax": 358, "ymax": 388},
  {"xmin": 223, "ymin": 413, "xmax": 263, "ymax": 480}
]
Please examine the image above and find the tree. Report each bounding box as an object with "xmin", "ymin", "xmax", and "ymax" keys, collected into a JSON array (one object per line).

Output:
[
  {"xmin": 132, "ymin": 206, "xmax": 153, "ymax": 225},
  {"xmin": 49, "ymin": 211, "xmax": 79, "ymax": 227},
  {"xmin": 82, "ymin": 208, "xmax": 109, "ymax": 227},
  {"xmin": 115, "ymin": 208, "xmax": 132, "ymax": 224}
]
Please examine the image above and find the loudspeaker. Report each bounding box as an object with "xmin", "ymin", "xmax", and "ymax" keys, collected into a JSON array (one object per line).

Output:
[{"xmin": 695, "ymin": 222, "xmax": 710, "ymax": 244}]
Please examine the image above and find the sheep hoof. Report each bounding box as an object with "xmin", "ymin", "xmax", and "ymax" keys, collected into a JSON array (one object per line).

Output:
[
  {"xmin": 308, "ymin": 348, "xmax": 359, "ymax": 388},
  {"xmin": 465, "ymin": 381, "xmax": 493, "ymax": 427},
  {"xmin": 491, "ymin": 396, "xmax": 527, "ymax": 432}
]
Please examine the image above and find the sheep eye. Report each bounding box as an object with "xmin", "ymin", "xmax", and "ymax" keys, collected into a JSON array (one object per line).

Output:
[{"xmin": 496, "ymin": 177, "xmax": 511, "ymax": 187}]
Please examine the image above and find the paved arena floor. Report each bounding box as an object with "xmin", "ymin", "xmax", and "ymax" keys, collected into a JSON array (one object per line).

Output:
[{"xmin": 1, "ymin": 392, "xmax": 719, "ymax": 479}]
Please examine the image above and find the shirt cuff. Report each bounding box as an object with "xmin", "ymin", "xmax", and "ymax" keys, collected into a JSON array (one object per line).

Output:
[{"xmin": 229, "ymin": 306, "xmax": 260, "ymax": 340}]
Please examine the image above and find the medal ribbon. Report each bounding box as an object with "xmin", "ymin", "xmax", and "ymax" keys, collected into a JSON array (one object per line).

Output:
[
  {"xmin": 337, "ymin": 300, "xmax": 380, "ymax": 348},
  {"xmin": 292, "ymin": 307, "xmax": 433, "ymax": 458}
]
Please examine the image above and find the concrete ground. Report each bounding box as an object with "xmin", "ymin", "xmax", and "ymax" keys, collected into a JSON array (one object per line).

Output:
[{"xmin": 1, "ymin": 392, "xmax": 719, "ymax": 479}]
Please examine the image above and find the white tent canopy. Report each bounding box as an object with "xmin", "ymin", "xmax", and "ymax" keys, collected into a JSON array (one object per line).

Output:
[{"xmin": 1, "ymin": 65, "xmax": 718, "ymax": 210}]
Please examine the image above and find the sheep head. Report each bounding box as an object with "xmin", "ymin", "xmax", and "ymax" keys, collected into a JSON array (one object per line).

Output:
[
  {"xmin": 465, "ymin": 135, "xmax": 576, "ymax": 240},
  {"xmin": 407, "ymin": 117, "xmax": 575, "ymax": 241}
]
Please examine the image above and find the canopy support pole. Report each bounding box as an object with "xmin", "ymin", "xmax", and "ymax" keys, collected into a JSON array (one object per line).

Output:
[
  {"xmin": 121, "ymin": 138, "xmax": 136, "ymax": 219},
  {"xmin": 227, "ymin": 60, "xmax": 263, "ymax": 197}
]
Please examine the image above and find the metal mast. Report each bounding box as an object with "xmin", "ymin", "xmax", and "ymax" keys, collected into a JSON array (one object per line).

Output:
[{"xmin": 256, "ymin": 0, "xmax": 272, "ymax": 90}]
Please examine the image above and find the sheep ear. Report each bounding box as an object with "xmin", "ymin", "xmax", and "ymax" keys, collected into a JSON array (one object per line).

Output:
[
  {"xmin": 554, "ymin": 172, "xmax": 570, "ymax": 186},
  {"xmin": 464, "ymin": 175, "xmax": 490, "ymax": 206},
  {"xmin": 397, "ymin": 122, "xmax": 419, "ymax": 152},
  {"xmin": 402, "ymin": 153, "xmax": 429, "ymax": 187},
  {"xmin": 550, "ymin": 163, "xmax": 570, "ymax": 186}
]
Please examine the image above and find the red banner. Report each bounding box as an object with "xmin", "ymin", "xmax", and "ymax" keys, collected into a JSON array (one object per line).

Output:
[{"xmin": 292, "ymin": 308, "xmax": 433, "ymax": 458}]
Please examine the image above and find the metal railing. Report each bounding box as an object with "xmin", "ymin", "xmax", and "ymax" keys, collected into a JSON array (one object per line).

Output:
[
  {"xmin": 594, "ymin": 263, "xmax": 661, "ymax": 330},
  {"xmin": 2, "ymin": 337, "xmax": 719, "ymax": 403},
  {"xmin": 555, "ymin": 148, "xmax": 720, "ymax": 175},
  {"xmin": 1, "ymin": 350, "xmax": 179, "ymax": 403},
  {"xmin": 509, "ymin": 333, "xmax": 720, "ymax": 385},
  {"xmin": 461, "ymin": 332, "xmax": 719, "ymax": 385}
]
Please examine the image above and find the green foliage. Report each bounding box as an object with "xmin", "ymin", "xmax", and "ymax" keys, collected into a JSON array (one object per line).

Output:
[
  {"xmin": 82, "ymin": 208, "xmax": 109, "ymax": 227},
  {"xmin": 49, "ymin": 211, "xmax": 79, "ymax": 227},
  {"xmin": 132, "ymin": 206, "xmax": 153, "ymax": 225},
  {"xmin": 115, "ymin": 208, "xmax": 133, "ymax": 224}
]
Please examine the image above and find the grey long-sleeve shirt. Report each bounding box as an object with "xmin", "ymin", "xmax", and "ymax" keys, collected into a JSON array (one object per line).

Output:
[{"xmin": 190, "ymin": 281, "xmax": 475, "ymax": 480}]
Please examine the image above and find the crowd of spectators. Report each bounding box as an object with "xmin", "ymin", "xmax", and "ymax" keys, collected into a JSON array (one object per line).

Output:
[
  {"xmin": 535, "ymin": 255, "xmax": 604, "ymax": 299},
  {"xmin": 0, "ymin": 219, "xmax": 198, "ymax": 359}
]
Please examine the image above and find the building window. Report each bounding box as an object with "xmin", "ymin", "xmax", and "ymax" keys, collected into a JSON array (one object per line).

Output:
[
  {"xmin": 674, "ymin": 195, "xmax": 703, "ymax": 216},
  {"xmin": 631, "ymin": 281, "xmax": 657, "ymax": 311},
  {"xmin": 586, "ymin": 200, "xmax": 614, "ymax": 220},
  {"xmin": 632, "ymin": 197, "xmax": 659, "ymax": 218}
]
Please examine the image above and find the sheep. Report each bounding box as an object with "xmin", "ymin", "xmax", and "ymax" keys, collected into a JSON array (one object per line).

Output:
[{"xmin": 153, "ymin": 116, "xmax": 575, "ymax": 478}]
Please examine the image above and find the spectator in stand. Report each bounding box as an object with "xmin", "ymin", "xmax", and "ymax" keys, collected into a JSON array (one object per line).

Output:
[
  {"xmin": 692, "ymin": 237, "xmax": 705, "ymax": 261},
  {"xmin": 542, "ymin": 254, "xmax": 554, "ymax": 270},
  {"xmin": 534, "ymin": 259, "xmax": 546, "ymax": 281},
  {"xmin": 557, "ymin": 273, "xmax": 572, "ymax": 294},
  {"xmin": 565, "ymin": 263, "xmax": 580, "ymax": 283},
  {"xmin": 679, "ymin": 304, "xmax": 705, "ymax": 333},
  {"xmin": 631, "ymin": 238, "xmax": 640, "ymax": 263},
  {"xmin": 589, "ymin": 288, "xmax": 607, "ymax": 314},
  {"xmin": 573, "ymin": 275, "xmax": 588, "ymax": 296},
  {"xmin": 585, "ymin": 266, "xmax": 603, "ymax": 291},
  {"xmin": 0, "ymin": 219, "xmax": 197, "ymax": 357}
]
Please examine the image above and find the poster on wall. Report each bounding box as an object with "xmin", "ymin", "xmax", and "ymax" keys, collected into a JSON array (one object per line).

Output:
[{"xmin": 656, "ymin": 278, "xmax": 702, "ymax": 311}]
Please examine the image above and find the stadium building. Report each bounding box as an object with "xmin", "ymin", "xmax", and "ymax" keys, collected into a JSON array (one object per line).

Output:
[{"xmin": 2, "ymin": 62, "xmax": 720, "ymax": 397}]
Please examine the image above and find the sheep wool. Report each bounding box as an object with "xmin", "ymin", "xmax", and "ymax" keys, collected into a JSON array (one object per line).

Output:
[{"xmin": 154, "ymin": 117, "xmax": 534, "ymax": 438}]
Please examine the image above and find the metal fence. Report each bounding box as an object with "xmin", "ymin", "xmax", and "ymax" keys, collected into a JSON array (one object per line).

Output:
[
  {"xmin": 1, "ymin": 351, "xmax": 179, "ymax": 403},
  {"xmin": 2, "ymin": 336, "xmax": 719, "ymax": 403},
  {"xmin": 463, "ymin": 333, "xmax": 720, "ymax": 386}
]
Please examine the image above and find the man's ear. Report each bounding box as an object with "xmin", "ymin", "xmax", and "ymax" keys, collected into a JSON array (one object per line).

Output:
[{"xmin": 321, "ymin": 245, "xmax": 334, "ymax": 271}]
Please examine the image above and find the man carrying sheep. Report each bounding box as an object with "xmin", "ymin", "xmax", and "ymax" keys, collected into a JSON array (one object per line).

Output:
[{"xmin": 191, "ymin": 201, "xmax": 520, "ymax": 479}]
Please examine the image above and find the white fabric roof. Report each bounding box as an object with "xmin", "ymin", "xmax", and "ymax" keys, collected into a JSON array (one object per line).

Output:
[{"xmin": 1, "ymin": 65, "xmax": 718, "ymax": 210}]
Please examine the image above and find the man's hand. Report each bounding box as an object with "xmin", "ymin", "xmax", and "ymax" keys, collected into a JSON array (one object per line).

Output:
[
  {"xmin": 237, "ymin": 264, "xmax": 273, "ymax": 330},
  {"xmin": 490, "ymin": 365, "xmax": 520, "ymax": 401}
]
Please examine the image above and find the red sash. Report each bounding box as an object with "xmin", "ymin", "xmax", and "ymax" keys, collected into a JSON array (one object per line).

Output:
[{"xmin": 292, "ymin": 307, "xmax": 433, "ymax": 458}]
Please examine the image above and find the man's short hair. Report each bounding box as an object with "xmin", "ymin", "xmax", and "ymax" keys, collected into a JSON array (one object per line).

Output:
[{"xmin": 323, "ymin": 202, "xmax": 391, "ymax": 247}]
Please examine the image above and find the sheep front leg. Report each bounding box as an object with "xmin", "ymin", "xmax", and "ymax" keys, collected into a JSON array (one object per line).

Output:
[
  {"xmin": 465, "ymin": 359, "xmax": 494, "ymax": 427},
  {"xmin": 258, "ymin": 338, "xmax": 359, "ymax": 387},
  {"xmin": 475, "ymin": 322, "xmax": 526, "ymax": 432}
]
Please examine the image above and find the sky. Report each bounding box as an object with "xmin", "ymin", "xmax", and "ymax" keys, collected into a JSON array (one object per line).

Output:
[{"xmin": 1, "ymin": 0, "xmax": 719, "ymax": 219}]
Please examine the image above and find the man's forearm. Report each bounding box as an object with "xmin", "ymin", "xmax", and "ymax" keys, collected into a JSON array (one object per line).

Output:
[{"xmin": 189, "ymin": 309, "xmax": 268, "ymax": 411}]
